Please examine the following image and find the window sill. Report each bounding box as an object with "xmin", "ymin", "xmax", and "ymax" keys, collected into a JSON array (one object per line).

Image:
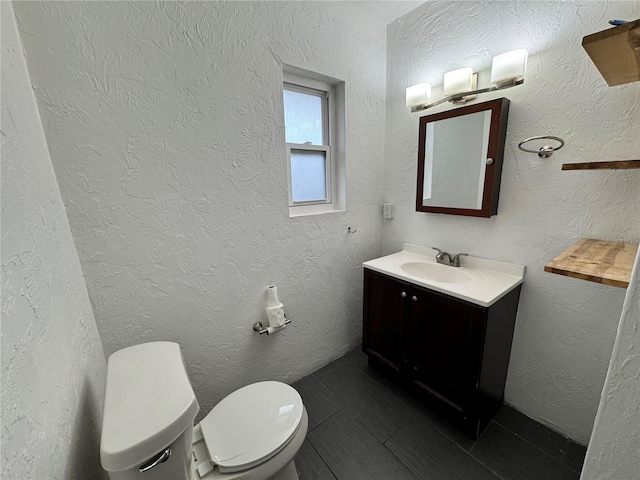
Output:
[{"xmin": 289, "ymin": 204, "xmax": 345, "ymax": 218}]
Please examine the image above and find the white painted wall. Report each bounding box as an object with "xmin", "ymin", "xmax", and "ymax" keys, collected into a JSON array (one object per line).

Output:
[
  {"xmin": 1, "ymin": 3, "xmax": 107, "ymax": 478},
  {"xmin": 581, "ymin": 247, "xmax": 640, "ymax": 479},
  {"xmin": 385, "ymin": 1, "xmax": 640, "ymax": 444},
  {"xmin": 13, "ymin": 1, "xmax": 387, "ymax": 417}
]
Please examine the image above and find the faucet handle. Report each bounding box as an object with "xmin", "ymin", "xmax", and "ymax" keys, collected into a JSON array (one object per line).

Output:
[
  {"xmin": 451, "ymin": 253, "xmax": 468, "ymax": 267},
  {"xmin": 432, "ymin": 247, "xmax": 453, "ymax": 265}
]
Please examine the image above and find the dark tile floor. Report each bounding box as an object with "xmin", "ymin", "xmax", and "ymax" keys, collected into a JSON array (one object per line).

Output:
[{"xmin": 291, "ymin": 346, "xmax": 586, "ymax": 480}]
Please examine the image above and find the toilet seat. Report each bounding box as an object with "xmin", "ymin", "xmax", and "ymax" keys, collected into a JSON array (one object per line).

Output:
[{"xmin": 199, "ymin": 381, "xmax": 303, "ymax": 473}]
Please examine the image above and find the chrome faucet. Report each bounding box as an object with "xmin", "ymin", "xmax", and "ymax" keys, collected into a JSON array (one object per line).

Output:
[
  {"xmin": 432, "ymin": 247, "xmax": 468, "ymax": 267},
  {"xmin": 432, "ymin": 247, "xmax": 452, "ymax": 266}
]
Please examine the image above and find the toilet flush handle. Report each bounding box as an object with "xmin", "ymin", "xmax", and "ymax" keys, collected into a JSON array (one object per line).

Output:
[{"xmin": 138, "ymin": 447, "xmax": 171, "ymax": 473}]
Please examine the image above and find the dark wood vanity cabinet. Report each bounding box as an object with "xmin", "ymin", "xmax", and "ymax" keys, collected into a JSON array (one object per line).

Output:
[
  {"xmin": 362, "ymin": 271, "xmax": 411, "ymax": 375},
  {"xmin": 363, "ymin": 269, "xmax": 521, "ymax": 438}
]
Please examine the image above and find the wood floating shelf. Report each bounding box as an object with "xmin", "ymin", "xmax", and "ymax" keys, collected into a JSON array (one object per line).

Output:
[
  {"xmin": 562, "ymin": 160, "xmax": 640, "ymax": 170},
  {"xmin": 582, "ymin": 19, "xmax": 640, "ymax": 86},
  {"xmin": 545, "ymin": 238, "xmax": 638, "ymax": 288}
]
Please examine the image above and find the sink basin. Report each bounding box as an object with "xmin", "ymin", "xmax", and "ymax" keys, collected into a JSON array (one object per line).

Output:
[{"xmin": 400, "ymin": 262, "xmax": 473, "ymax": 284}]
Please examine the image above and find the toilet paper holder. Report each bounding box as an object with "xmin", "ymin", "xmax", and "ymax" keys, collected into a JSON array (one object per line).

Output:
[{"xmin": 253, "ymin": 316, "xmax": 292, "ymax": 335}]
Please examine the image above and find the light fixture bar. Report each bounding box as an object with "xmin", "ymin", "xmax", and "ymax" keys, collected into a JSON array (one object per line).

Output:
[{"xmin": 410, "ymin": 78, "xmax": 523, "ymax": 113}]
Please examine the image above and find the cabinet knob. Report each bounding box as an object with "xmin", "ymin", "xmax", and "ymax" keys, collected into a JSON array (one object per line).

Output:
[
  {"xmin": 412, "ymin": 296, "xmax": 417, "ymax": 302},
  {"xmin": 401, "ymin": 292, "xmax": 407, "ymax": 297}
]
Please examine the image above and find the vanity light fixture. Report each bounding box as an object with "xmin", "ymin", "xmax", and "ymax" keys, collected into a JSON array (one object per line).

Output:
[
  {"xmin": 443, "ymin": 67, "xmax": 478, "ymax": 103},
  {"xmin": 407, "ymin": 48, "xmax": 528, "ymax": 113},
  {"xmin": 443, "ymin": 67, "xmax": 474, "ymax": 97},
  {"xmin": 406, "ymin": 82, "xmax": 432, "ymax": 108},
  {"xmin": 491, "ymin": 48, "xmax": 528, "ymax": 86}
]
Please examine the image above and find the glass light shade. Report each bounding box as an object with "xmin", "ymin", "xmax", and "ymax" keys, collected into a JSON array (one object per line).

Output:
[
  {"xmin": 491, "ymin": 49, "xmax": 527, "ymax": 87},
  {"xmin": 443, "ymin": 67, "xmax": 474, "ymax": 97},
  {"xmin": 406, "ymin": 83, "xmax": 432, "ymax": 108}
]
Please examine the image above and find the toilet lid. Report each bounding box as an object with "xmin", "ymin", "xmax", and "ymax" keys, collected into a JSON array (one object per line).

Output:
[{"xmin": 199, "ymin": 381, "xmax": 303, "ymax": 473}]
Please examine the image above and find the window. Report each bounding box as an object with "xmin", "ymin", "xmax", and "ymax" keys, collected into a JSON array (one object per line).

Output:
[
  {"xmin": 284, "ymin": 83, "xmax": 331, "ymax": 205},
  {"xmin": 282, "ymin": 69, "xmax": 345, "ymax": 216}
]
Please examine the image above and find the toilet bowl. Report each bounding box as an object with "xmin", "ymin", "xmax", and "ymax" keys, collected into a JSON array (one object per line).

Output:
[{"xmin": 100, "ymin": 342, "xmax": 308, "ymax": 480}]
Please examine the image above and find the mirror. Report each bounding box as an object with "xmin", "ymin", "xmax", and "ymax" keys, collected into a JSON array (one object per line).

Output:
[{"xmin": 416, "ymin": 98, "xmax": 510, "ymax": 217}]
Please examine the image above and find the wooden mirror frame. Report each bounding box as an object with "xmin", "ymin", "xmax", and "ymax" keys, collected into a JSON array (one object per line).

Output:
[{"xmin": 416, "ymin": 97, "xmax": 510, "ymax": 217}]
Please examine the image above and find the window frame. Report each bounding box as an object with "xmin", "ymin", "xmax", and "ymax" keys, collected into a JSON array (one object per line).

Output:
[{"xmin": 283, "ymin": 79, "xmax": 333, "ymax": 207}]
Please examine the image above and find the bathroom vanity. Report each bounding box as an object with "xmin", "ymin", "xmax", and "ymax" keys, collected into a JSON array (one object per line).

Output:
[{"xmin": 362, "ymin": 244, "xmax": 524, "ymax": 438}]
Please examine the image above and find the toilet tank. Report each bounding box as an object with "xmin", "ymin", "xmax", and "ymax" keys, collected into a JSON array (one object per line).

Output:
[{"xmin": 100, "ymin": 342, "xmax": 199, "ymax": 480}]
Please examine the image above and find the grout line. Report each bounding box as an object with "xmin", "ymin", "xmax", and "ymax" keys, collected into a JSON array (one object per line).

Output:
[
  {"xmin": 469, "ymin": 439, "xmax": 477, "ymax": 454},
  {"xmin": 349, "ymin": 415, "xmax": 420, "ymax": 480},
  {"xmin": 469, "ymin": 422, "xmax": 580, "ymax": 478},
  {"xmin": 382, "ymin": 421, "xmax": 508, "ymax": 480},
  {"xmin": 400, "ymin": 400, "xmax": 475, "ymax": 453},
  {"xmin": 361, "ymin": 373, "xmax": 477, "ymax": 452},
  {"xmin": 560, "ymin": 439, "xmax": 587, "ymax": 474},
  {"xmin": 303, "ymin": 374, "xmax": 344, "ymax": 406},
  {"xmin": 381, "ymin": 423, "xmax": 403, "ymax": 444},
  {"xmin": 305, "ymin": 436, "xmax": 340, "ymax": 480},
  {"xmin": 308, "ymin": 405, "xmax": 344, "ymax": 433},
  {"xmin": 466, "ymin": 448, "xmax": 508, "ymax": 480},
  {"xmin": 380, "ymin": 429, "xmax": 422, "ymax": 480},
  {"xmin": 490, "ymin": 419, "xmax": 584, "ymax": 473},
  {"xmin": 435, "ymin": 421, "xmax": 507, "ymax": 480},
  {"xmin": 326, "ymin": 364, "xmax": 420, "ymax": 446}
]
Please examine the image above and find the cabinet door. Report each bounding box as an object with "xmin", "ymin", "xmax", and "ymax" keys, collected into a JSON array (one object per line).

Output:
[
  {"xmin": 363, "ymin": 270, "xmax": 410, "ymax": 376},
  {"xmin": 408, "ymin": 286, "xmax": 486, "ymax": 412}
]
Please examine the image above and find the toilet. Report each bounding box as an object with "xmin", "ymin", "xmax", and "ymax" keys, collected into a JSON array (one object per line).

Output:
[{"xmin": 100, "ymin": 342, "xmax": 308, "ymax": 480}]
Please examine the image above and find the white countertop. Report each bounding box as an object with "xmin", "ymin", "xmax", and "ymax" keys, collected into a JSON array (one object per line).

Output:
[{"xmin": 363, "ymin": 244, "xmax": 525, "ymax": 307}]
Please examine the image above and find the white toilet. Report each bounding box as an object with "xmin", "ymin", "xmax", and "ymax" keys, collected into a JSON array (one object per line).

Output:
[{"xmin": 100, "ymin": 342, "xmax": 308, "ymax": 480}]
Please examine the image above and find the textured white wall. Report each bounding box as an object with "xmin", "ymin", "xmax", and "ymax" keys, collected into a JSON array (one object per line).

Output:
[
  {"xmin": 386, "ymin": 1, "xmax": 640, "ymax": 444},
  {"xmin": 13, "ymin": 1, "xmax": 387, "ymax": 417},
  {"xmin": 581, "ymin": 247, "xmax": 640, "ymax": 479},
  {"xmin": 1, "ymin": 3, "xmax": 107, "ymax": 479}
]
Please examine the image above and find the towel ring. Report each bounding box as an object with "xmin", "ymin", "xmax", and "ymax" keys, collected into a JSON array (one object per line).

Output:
[{"xmin": 518, "ymin": 135, "xmax": 565, "ymax": 158}]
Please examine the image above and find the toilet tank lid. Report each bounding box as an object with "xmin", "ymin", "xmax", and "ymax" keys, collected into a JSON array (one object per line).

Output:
[{"xmin": 100, "ymin": 342, "xmax": 199, "ymax": 472}]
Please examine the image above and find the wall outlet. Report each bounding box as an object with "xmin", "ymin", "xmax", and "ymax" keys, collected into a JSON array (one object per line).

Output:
[{"xmin": 383, "ymin": 202, "xmax": 393, "ymax": 219}]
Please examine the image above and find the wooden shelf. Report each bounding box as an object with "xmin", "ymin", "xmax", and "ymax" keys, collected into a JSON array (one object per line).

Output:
[
  {"xmin": 582, "ymin": 19, "xmax": 640, "ymax": 86},
  {"xmin": 545, "ymin": 238, "xmax": 638, "ymax": 288},
  {"xmin": 562, "ymin": 160, "xmax": 640, "ymax": 170}
]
